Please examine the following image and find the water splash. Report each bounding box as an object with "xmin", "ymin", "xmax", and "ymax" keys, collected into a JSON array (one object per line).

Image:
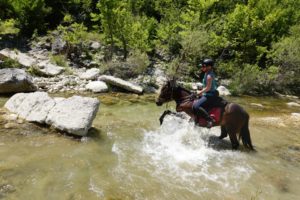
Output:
[{"xmin": 141, "ymin": 115, "xmax": 255, "ymax": 194}]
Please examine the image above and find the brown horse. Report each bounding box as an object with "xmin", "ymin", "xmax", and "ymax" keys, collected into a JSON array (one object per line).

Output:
[{"xmin": 155, "ymin": 80, "xmax": 254, "ymax": 150}]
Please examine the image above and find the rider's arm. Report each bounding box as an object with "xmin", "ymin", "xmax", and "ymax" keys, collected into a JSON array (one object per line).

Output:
[{"xmin": 198, "ymin": 75, "xmax": 212, "ymax": 96}]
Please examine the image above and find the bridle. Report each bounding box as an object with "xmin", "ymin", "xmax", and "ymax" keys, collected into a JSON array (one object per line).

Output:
[{"xmin": 158, "ymin": 81, "xmax": 194, "ymax": 108}]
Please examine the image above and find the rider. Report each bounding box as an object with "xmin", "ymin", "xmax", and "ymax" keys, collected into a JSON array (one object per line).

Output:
[{"xmin": 192, "ymin": 58, "xmax": 218, "ymax": 128}]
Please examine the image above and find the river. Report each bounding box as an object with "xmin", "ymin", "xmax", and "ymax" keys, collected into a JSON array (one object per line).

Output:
[{"xmin": 0, "ymin": 93, "xmax": 299, "ymax": 200}]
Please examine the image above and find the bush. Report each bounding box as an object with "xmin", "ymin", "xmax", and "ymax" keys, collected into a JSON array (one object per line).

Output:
[
  {"xmin": 50, "ymin": 54, "xmax": 68, "ymax": 68},
  {"xmin": 269, "ymin": 24, "xmax": 300, "ymax": 94},
  {"xmin": 126, "ymin": 50, "xmax": 150, "ymax": 75},
  {"xmin": 180, "ymin": 30, "xmax": 211, "ymax": 64},
  {"xmin": 102, "ymin": 50, "xmax": 150, "ymax": 79},
  {"xmin": 229, "ymin": 64, "xmax": 278, "ymax": 95}
]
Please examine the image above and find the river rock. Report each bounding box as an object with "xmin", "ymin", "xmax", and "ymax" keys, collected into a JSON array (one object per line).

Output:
[
  {"xmin": 99, "ymin": 75, "xmax": 143, "ymax": 94},
  {"xmin": 217, "ymin": 86, "xmax": 231, "ymax": 96},
  {"xmin": 286, "ymin": 102, "xmax": 300, "ymax": 107},
  {"xmin": 45, "ymin": 96, "xmax": 100, "ymax": 136},
  {"xmin": 4, "ymin": 92, "xmax": 55, "ymax": 123},
  {"xmin": 79, "ymin": 68, "xmax": 100, "ymax": 80},
  {"xmin": 0, "ymin": 68, "xmax": 37, "ymax": 93},
  {"xmin": 86, "ymin": 81, "xmax": 108, "ymax": 93},
  {"xmin": 0, "ymin": 48, "xmax": 36, "ymax": 67},
  {"xmin": 4, "ymin": 92, "xmax": 100, "ymax": 136},
  {"xmin": 250, "ymin": 103, "xmax": 264, "ymax": 108},
  {"xmin": 36, "ymin": 60, "xmax": 64, "ymax": 76}
]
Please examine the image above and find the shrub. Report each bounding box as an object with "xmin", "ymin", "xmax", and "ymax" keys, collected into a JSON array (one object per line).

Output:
[
  {"xmin": 269, "ymin": 24, "xmax": 300, "ymax": 94},
  {"xmin": 229, "ymin": 64, "xmax": 278, "ymax": 95}
]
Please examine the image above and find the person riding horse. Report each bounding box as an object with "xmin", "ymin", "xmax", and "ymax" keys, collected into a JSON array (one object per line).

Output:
[{"xmin": 193, "ymin": 59, "xmax": 219, "ymax": 128}]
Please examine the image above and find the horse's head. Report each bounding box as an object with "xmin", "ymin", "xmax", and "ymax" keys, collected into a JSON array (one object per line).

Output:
[{"xmin": 156, "ymin": 80, "xmax": 177, "ymax": 106}]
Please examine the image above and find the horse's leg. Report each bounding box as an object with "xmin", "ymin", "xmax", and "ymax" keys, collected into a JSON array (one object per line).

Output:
[
  {"xmin": 226, "ymin": 125, "xmax": 240, "ymax": 150},
  {"xmin": 219, "ymin": 125, "xmax": 228, "ymax": 140},
  {"xmin": 240, "ymin": 116, "xmax": 254, "ymax": 150},
  {"xmin": 229, "ymin": 132, "xmax": 239, "ymax": 150},
  {"xmin": 159, "ymin": 110, "xmax": 176, "ymax": 125}
]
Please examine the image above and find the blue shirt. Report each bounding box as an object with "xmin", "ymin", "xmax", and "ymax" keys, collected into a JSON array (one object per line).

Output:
[{"xmin": 203, "ymin": 71, "xmax": 217, "ymax": 96}]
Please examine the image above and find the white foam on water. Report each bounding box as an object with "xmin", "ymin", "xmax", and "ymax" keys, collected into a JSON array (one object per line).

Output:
[
  {"xmin": 141, "ymin": 115, "xmax": 255, "ymax": 194},
  {"xmin": 89, "ymin": 178, "xmax": 105, "ymax": 198},
  {"xmin": 112, "ymin": 114, "xmax": 255, "ymax": 198}
]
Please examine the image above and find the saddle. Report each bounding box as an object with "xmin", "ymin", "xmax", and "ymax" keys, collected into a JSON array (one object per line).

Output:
[{"xmin": 176, "ymin": 96, "xmax": 228, "ymax": 127}]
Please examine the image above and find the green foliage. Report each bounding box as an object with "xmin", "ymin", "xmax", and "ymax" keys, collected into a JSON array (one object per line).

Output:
[
  {"xmin": 0, "ymin": 57, "xmax": 22, "ymax": 69},
  {"xmin": 49, "ymin": 54, "xmax": 73, "ymax": 75},
  {"xmin": 57, "ymin": 23, "xmax": 88, "ymax": 46},
  {"xmin": 50, "ymin": 54, "xmax": 68, "ymax": 68},
  {"xmin": 126, "ymin": 50, "xmax": 150, "ymax": 75},
  {"xmin": 269, "ymin": 24, "xmax": 300, "ymax": 94},
  {"xmin": 9, "ymin": 0, "xmax": 51, "ymax": 35},
  {"xmin": 1, "ymin": 0, "xmax": 300, "ymax": 95},
  {"xmin": 155, "ymin": 2, "xmax": 185, "ymax": 55},
  {"xmin": 101, "ymin": 50, "xmax": 150, "ymax": 79},
  {"xmin": 180, "ymin": 30, "xmax": 211, "ymax": 64},
  {"xmin": 229, "ymin": 64, "xmax": 278, "ymax": 95},
  {"xmin": 27, "ymin": 65, "xmax": 44, "ymax": 76},
  {"xmin": 0, "ymin": 19, "xmax": 19, "ymax": 36},
  {"xmin": 92, "ymin": 0, "xmax": 156, "ymax": 59}
]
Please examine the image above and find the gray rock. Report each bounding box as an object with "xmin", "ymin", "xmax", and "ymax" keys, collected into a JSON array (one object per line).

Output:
[
  {"xmin": 99, "ymin": 75, "xmax": 143, "ymax": 94},
  {"xmin": 4, "ymin": 92, "xmax": 55, "ymax": 123},
  {"xmin": 51, "ymin": 36, "xmax": 67, "ymax": 54},
  {"xmin": 0, "ymin": 48, "xmax": 37, "ymax": 67},
  {"xmin": 45, "ymin": 96, "xmax": 99, "ymax": 136},
  {"xmin": 86, "ymin": 81, "xmax": 108, "ymax": 93},
  {"xmin": 0, "ymin": 68, "xmax": 37, "ymax": 93},
  {"xmin": 4, "ymin": 92, "xmax": 100, "ymax": 136},
  {"xmin": 217, "ymin": 86, "xmax": 231, "ymax": 96},
  {"xmin": 250, "ymin": 103, "xmax": 264, "ymax": 108},
  {"xmin": 90, "ymin": 42, "xmax": 101, "ymax": 50},
  {"xmin": 79, "ymin": 68, "xmax": 100, "ymax": 80},
  {"xmin": 36, "ymin": 60, "xmax": 64, "ymax": 76},
  {"xmin": 287, "ymin": 102, "xmax": 300, "ymax": 107}
]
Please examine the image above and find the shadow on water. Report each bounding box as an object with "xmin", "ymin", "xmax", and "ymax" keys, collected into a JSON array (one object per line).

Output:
[
  {"xmin": 207, "ymin": 135, "xmax": 257, "ymax": 153},
  {"xmin": 207, "ymin": 135, "xmax": 232, "ymax": 150}
]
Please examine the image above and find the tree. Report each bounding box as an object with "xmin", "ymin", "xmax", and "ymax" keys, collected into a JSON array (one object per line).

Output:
[
  {"xmin": 9, "ymin": 0, "xmax": 51, "ymax": 35},
  {"xmin": 269, "ymin": 24, "xmax": 300, "ymax": 94}
]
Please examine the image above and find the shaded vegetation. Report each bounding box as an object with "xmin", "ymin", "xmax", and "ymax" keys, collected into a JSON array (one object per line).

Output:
[{"xmin": 0, "ymin": 0, "xmax": 299, "ymax": 95}]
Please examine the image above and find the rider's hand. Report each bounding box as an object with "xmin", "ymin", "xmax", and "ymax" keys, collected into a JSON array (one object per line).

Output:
[{"xmin": 190, "ymin": 92, "xmax": 198, "ymax": 100}]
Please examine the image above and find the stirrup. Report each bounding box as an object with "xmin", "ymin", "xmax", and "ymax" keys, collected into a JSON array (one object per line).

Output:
[
  {"xmin": 206, "ymin": 121, "xmax": 213, "ymax": 128},
  {"xmin": 206, "ymin": 118, "xmax": 215, "ymax": 128}
]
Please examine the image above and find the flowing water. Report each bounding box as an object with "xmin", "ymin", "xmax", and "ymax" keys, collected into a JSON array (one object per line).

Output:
[{"xmin": 0, "ymin": 94, "xmax": 300, "ymax": 200}]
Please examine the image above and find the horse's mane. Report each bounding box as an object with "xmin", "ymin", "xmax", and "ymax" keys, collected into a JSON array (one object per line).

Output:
[{"xmin": 177, "ymin": 85, "xmax": 192, "ymax": 95}]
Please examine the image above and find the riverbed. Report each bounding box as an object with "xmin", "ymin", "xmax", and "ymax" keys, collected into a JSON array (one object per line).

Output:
[{"xmin": 0, "ymin": 94, "xmax": 299, "ymax": 200}]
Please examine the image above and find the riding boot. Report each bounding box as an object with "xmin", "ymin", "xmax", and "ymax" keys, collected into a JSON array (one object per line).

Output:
[{"xmin": 194, "ymin": 107, "xmax": 215, "ymax": 128}]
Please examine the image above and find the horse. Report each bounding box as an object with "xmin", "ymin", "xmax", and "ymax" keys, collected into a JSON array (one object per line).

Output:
[{"xmin": 155, "ymin": 80, "xmax": 254, "ymax": 150}]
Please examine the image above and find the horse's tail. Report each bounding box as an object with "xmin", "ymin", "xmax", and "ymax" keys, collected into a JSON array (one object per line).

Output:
[{"xmin": 240, "ymin": 113, "xmax": 254, "ymax": 150}]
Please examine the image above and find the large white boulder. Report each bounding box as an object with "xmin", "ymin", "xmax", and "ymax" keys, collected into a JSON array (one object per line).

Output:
[
  {"xmin": 45, "ymin": 96, "xmax": 100, "ymax": 136},
  {"xmin": 4, "ymin": 92, "xmax": 100, "ymax": 136},
  {"xmin": 99, "ymin": 75, "xmax": 143, "ymax": 94},
  {"xmin": 0, "ymin": 68, "xmax": 37, "ymax": 93},
  {"xmin": 4, "ymin": 92, "xmax": 55, "ymax": 123}
]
